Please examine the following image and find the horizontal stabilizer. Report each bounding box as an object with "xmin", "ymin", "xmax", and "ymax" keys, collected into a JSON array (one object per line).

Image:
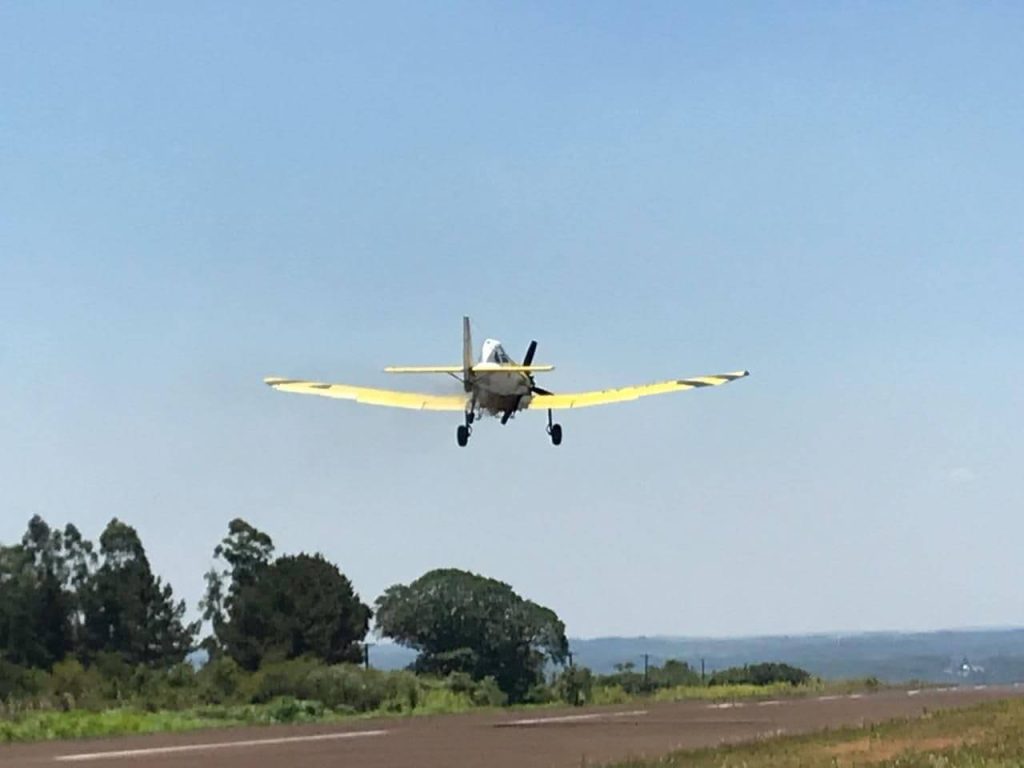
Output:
[
  {"xmin": 385, "ymin": 365, "xmax": 466, "ymax": 374},
  {"xmin": 471, "ymin": 364, "xmax": 554, "ymax": 373},
  {"xmin": 385, "ymin": 364, "xmax": 555, "ymax": 374}
]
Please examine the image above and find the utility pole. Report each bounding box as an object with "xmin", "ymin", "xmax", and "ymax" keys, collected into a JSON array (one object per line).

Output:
[
  {"xmin": 364, "ymin": 643, "xmax": 374, "ymax": 670},
  {"xmin": 643, "ymin": 654, "xmax": 649, "ymax": 686},
  {"xmin": 701, "ymin": 658, "xmax": 705, "ymax": 685}
]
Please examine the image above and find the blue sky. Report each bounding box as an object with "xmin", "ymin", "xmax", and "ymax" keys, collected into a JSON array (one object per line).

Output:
[{"xmin": 2, "ymin": 2, "xmax": 1022, "ymax": 638}]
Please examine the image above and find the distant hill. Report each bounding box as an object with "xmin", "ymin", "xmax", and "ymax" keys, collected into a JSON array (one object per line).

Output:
[{"xmin": 368, "ymin": 628, "xmax": 1024, "ymax": 684}]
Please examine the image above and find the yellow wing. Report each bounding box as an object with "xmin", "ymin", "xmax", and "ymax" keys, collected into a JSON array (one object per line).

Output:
[
  {"xmin": 264, "ymin": 377, "xmax": 469, "ymax": 411},
  {"xmin": 528, "ymin": 370, "xmax": 749, "ymax": 410}
]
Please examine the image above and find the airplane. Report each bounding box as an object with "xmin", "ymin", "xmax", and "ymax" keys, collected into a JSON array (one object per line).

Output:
[{"xmin": 264, "ymin": 316, "xmax": 749, "ymax": 447}]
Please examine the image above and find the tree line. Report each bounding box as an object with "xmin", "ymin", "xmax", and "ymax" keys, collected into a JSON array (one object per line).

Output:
[{"xmin": 1, "ymin": 516, "xmax": 568, "ymax": 702}]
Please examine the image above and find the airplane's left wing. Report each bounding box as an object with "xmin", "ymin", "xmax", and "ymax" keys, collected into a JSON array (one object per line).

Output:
[
  {"xmin": 264, "ymin": 377, "xmax": 469, "ymax": 411},
  {"xmin": 528, "ymin": 370, "xmax": 749, "ymax": 410}
]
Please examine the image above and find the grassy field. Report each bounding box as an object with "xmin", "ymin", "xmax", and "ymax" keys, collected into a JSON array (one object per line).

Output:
[
  {"xmin": 0, "ymin": 679, "xmax": 887, "ymax": 744},
  {"xmin": 0, "ymin": 698, "xmax": 349, "ymax": 743},
  {"xmin": 588, "ymin": 678, "xmax": 887, "ymax": 706},
  {"xmin": 608, "ymin": 696, "xmax": 1024, "ymax": 768}
]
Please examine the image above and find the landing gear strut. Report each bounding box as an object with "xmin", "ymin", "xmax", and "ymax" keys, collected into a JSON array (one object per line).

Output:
[
  {"xmin": 457, "ymin": 408, "xmax": 474, "ymax": 447},
  {"xmin": 546, "ymin": 409, "xmax": 562, "ymax": 446}
]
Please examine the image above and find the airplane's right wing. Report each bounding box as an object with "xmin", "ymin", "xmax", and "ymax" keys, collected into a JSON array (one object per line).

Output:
[
  {"xmin": 527, "ymin": 371, "xmax": 749, "ymax": 410},
  {"xmin": 265, "ymin": 377, "xmax": 469, "ymax": 411}
]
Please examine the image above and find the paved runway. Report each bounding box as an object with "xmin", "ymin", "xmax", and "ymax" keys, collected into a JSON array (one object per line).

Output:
[{"xmin": 3, "ymin": 685, "xmax": 1021, "ymax": 768}]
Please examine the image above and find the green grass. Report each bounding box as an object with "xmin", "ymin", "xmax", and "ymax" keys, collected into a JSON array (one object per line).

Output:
[
  {"xmin": 0, "ymin": 679, "xmax": 887, "ymax": 745},
  {"xmin": 0, "ymin": 698, "xmax": 347, "ymax": 743},
  {"xmin": 590, "ymin": 678, "xmax": 885, "ymax": 706},
  {"xmin": 607, "ymin": 696, "xmax": 1024, "ymax": 768}
]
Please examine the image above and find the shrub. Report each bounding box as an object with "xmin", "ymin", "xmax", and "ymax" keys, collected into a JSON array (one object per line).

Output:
[
  {"xmin": 252, "ymin": 658, "xmax": 321, "ymax": 704},
  {"xmin": 708, "ymin": 662, "xmax": 811, "ymax": 687},
  {"xmin": 555, "ymin": 666, "xmax": 593, "ymax": 706},
  {"xmin": 0, "ymin": 660, "xmax": 45, "ymax": 706},
  {"xmin": 49, "ymin": 659, "xmax": 105, "ymax": 710},
  {"xmin": 135, "ymin": 664, "xmax": 199, "ymax": 712},
  {"xmin": 589, "ymin": 684, "xmax": 631, "ymax": 705},
  {"xmin": 469, "ymin": 676, "xmax": 507, "ymax": 707},
  {"xmin": 196, "ymin": 657, "xmax": 251, "ymax": 705},
  {"xmin": 266, "ymin": 697, "xmax": 326, "ymax": 723}
]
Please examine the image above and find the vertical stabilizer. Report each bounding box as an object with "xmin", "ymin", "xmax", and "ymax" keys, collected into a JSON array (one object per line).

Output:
[{"xmin": 462, "ymin": 316, "xmax": 473, "ymax": 391}]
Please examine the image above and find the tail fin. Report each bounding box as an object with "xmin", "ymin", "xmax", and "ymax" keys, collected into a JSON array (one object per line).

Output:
[{"xmin": 462, "ymin": 316, "xmax": 473, "ymax": 391}]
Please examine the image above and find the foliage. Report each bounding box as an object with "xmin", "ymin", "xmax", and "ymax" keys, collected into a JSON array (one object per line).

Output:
[
  {"xmin": 0, "ymin": 698, "xmax": 342, "ymax": 743},
  {"xmin": 554, "ymin": 665, "xmax": 593, "ymax": 705},
  {"xmin": 374, "ymin": 568, "xmax": 567, "ymax": 702},
  {"xmin": 708, "ymin": 661, "xmax": 811, "ymax": 687},
  {"xmin": 595, "ymin": 658, "xmax": 703, "ymax": 695},
  {"xmin": 200, "ymin": 518, "xmax": 274, "ymax": 655},
  {"xmin": 79, "ymin": 519, "xmax": 198, "ymax": 666},
  {"xmin": 0, "ymin": 517, "xmax": 96, "ymax": 669},
  {"xmin": 1, "ymin": 516, "xmax": 192, "ymax": 671},
  {"xmin": 201, "ymin": 521, "xmax": 371, "ymax": 670}
]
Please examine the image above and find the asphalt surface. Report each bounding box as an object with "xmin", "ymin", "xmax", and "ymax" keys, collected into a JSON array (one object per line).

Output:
[{"xmin": 2, "ymin": 685, "xmax": 1022, "ymax": 768}]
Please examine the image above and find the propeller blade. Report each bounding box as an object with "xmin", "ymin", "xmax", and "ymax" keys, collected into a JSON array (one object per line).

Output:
[
  {"xmin": 531, "ymin": 386, "xmax": 554, "ymax": 396},
  {"xmin": 522, "ymin": 340, "xmax": 537, "ymax": 367}
]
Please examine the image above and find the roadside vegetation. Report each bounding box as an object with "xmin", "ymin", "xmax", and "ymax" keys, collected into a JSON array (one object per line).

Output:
[
  {"xmin": 1, "ymin": 514, "xmax": 880, "ymax": 744},
  {"xmin": 607, "ymin": 696, "xmax": 1024, "ymax": 768}
]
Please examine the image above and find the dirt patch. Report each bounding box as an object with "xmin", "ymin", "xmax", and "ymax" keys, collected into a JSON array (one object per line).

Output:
[{"xmin": 824, "ymin": 735, "xmax": 968, "ymax": 763}]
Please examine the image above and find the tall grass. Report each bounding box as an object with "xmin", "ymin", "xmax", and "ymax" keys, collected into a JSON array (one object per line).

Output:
[{"xmin": 608, "ymin": 696, "xmax": 1024, "ymax": 768}]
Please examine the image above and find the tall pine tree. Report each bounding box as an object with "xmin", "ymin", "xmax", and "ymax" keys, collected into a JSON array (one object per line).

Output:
[{"xmin": 81, "ymin": 519, "xmax": 197, "ymax": 666}]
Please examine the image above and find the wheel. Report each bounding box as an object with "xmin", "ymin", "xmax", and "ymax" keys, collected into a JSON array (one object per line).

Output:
[
  {"xmin": 550, "ymin": 423, "xmax": 562, "ymax": 446},
  {"xmin": 456, "ymin": 424, "xmax": 469, "ymax": 447}
]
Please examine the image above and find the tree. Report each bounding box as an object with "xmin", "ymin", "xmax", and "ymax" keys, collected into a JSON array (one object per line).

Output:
[
  {"xmin": 200, "ymin": 518, "xmax": 275, "ymax": 654},
  {"xmin": 203, "ymin": 520, "xmax": 370, "ymax": 670},
  {"xmin": 0, "ymin": 516, "xmax": 95, "ymax": 669},
  {"xmin": 80, "ymin": 519, "xmax": 197, "ymax": 666},
  {"xmin": 224, "ymin": 554, "xmax": 371, "ymax": 669},
  {"xmin": 374, "ymin": 568, "xmax": 568, "ymax": 702}
]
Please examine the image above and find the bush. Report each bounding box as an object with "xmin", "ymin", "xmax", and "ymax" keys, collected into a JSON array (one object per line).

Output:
[
  {"xmin": 469, "ymin": 676, "xmax": 507, "ymax": 707},
  {"xmin": 443, "ymin": 672, "xmax": 506, "ymax": 707},
  {"xmin": 589, "ymin": 684, "xmax": 631, "ymax": 705},
  {"xmin": 265, "ymin": 697, "xmax": 326, "ymax": 723},
  {"xmin": 251, "ymin": 659, "xmax": 430, "ymax": 714},
  {"xmin": 0, "ymin": 660, "xmax": 46, "ymax": 706},
  {"xmin": 555, "ymin": 666, "xmax": 593, "ymax": 706},
  {"xmin": 135, "ymin": 664, "xmax": 199, "ymax": 712},
  {"xmin": 252, "ymin": 658, "xmax": 320, "ymax": 704},
  {"xmin": 649, "ymin": 660, "xmax": 701, "ymax": 688},
  {"xmin": 197, "ymin": 657, "xmax": 251, "ymax": 705},
  {"xmin": 49, "ymin": 659, "xmax": 105, "ymax": 710},
  {"xmin": 415, "ymin": 686, "xmax": 474, "ymax": 714},
  {"xmin": 708, "ymin": 662, "xmax": 811, "ymax": 687}
]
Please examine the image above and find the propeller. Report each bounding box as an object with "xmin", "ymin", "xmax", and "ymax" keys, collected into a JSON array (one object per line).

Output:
[
  {"xmin": 500, "ymin": 340, "xmax": 551, "ymax": 425},
  {"xmin": 523, "ymin": 340, "xmax": 537, "ymax": 367},
  {"xmin": 523, "ymin": 340, "xmax": 553, "ymax": 396}
]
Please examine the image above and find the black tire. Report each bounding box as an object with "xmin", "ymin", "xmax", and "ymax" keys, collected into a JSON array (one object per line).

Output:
[
  {"xmin": 550, "ymin": 423, "xmax": 562, "ymax": 446},
  {"xmin": 456, "ymin": 425, "xmax": 470, "ymax": 447}
]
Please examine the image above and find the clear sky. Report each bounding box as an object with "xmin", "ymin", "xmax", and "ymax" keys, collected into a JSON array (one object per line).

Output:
[{"xmin": 2, "ymin": 2, "xmax": 1022, "ymax": 639}]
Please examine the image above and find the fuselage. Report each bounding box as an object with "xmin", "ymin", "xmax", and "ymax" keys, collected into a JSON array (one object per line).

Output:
[{"xmin": 473, "ymin": 339, "xmax": 534, "ymax": 415}]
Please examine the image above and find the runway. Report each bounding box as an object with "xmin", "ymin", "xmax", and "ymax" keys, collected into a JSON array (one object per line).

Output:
[{"xmin": 2, "ymin": 685, "xmax": 1021, "ymax": 768}]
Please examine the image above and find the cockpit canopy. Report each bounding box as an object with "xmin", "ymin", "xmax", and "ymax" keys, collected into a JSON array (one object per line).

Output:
[{"xmin": 481, "ymin": 339, "xmax": 512, "ymax": 364}]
